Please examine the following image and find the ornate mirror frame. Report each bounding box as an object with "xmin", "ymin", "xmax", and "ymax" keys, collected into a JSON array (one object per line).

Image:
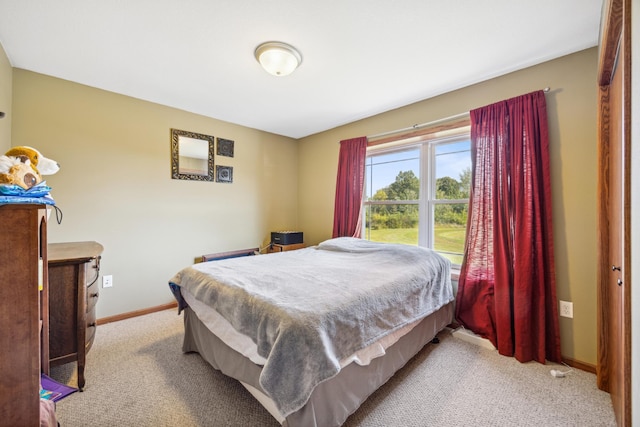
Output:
[{"xmin": 170, "ymin": 128, "xmax": 215, "ymax": 181}]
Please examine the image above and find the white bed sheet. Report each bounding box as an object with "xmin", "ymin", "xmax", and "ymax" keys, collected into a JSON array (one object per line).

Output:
[{"xmin": 182, "ymin": 286, "xmax": 423, "ymax": 368}]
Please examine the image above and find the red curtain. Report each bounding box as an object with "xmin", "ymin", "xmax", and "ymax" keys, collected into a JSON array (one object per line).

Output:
[
  {"xmin": 332, "ymin": 136, "xmax": 368, "ymax": 238},
  {"xmin": 455, "ymin": 90, "xmax": 562, "ymax": 363}
]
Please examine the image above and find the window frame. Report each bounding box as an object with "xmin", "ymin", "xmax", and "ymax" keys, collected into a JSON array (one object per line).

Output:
[{"xmin": 363, "ymin": 124, "xmax": 471, "ymax": 266}]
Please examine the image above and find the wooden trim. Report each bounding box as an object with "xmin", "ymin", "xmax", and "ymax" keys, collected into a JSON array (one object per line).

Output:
[
  {"xmin": 562, "ymin": 357, "xmax": 596, "ymax": 375},
  {"xmin": 596, "ymin": 0, "xmax": 616, "ymax": 393},
  {"xmin": 367, "ymin": 117, "xmax": 470, "ymax": 147},
  {"xmin": 621, "ymin": 5, "xmax": 632, "ymax": 424},
  {"xmin": 597, "ymin": 0, "xmax": 623, "ymax": 86},
  {"xmin": 597, "ymin": 84, "xmax": 612, "ymax": 391},
  {"xmin": 96, "ymin": 301, "xmax": 178, "ymax": 326},
  {"xmin": 596, "ymin": 0, "xmax": 632, "ymax": 424}
]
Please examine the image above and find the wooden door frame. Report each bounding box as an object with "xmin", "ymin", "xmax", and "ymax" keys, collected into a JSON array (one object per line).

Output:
[{"xmin": 596, "ymin": 0, "xmax": 632, "ymax": 425}]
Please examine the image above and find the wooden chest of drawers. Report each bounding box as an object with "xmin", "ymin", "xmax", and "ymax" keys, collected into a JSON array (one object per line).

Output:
[{"xmin": 48, "ymin": 241, "xmax": 103, "ymax": 391}]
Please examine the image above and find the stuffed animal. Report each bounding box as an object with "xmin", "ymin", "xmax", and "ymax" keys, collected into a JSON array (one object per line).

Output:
[
  {"xmin": 0, "ymin": 155, "xmax": 43, "ymax": 189},
  {"xmin": 4, "ymin": 146, "xmax": 60, "ymax": 177}
]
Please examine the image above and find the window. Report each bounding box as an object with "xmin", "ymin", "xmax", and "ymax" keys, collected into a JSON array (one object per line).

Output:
[{"xmin": 363, "ymin": 130, "xmax": 471, "ymax": 266}]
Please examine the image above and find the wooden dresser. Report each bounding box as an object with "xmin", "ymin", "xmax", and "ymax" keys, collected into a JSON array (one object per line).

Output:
[
  {"xmin": 0, "ymin": 204, "xmax": 49, "ymax": 426},
  {"xmin": 48, "ymin": 241, "xmax": 103, "ymax": 391}
]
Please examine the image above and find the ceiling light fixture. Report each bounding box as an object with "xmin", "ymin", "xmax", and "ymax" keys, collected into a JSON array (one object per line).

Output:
[{"xmin": 254, "ymin": 41, "xmax": 302, "ymax": 77}]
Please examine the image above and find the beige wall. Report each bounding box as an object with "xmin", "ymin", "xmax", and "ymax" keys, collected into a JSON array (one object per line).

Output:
[
  {"xmin": 11, "ymin": 70, "xmax": 299, "ymax": 318},
  {"xmin": 298, "ymin": 48, "xmax": 598, "ymax": 365},
  {"xmin": 0, "ymin": 42, "xmax": 11, "ymax": 152},
  {"xmin": 8, "ymin": 47, "xmax": 600, "ymax": 364}
]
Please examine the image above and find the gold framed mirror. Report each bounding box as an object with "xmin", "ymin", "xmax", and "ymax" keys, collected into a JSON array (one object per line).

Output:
[{"xmin": 170, "ymin": 128, "xmax": 215, "ymax": 181}]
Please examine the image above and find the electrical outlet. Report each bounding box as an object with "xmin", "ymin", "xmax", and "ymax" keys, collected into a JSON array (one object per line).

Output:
[
  {"xmin": 559, "ymin": 300, "xmax": 573, "ymax": 318},
  {"xmin": 102, "ymin": 275, "xmax": 113, "ymax": 288}
]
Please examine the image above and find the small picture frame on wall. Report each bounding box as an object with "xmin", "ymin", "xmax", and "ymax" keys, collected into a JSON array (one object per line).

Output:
[
  {"xmin": 217, "ymin": 138, "xmax": 235, "ymax": 157},
  {"xmin": 216, "ymin": 165, "xmax": 233, "ymax": 183}
]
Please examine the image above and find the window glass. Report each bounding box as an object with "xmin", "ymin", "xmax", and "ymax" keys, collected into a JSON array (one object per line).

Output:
[
  {"xmin": 363, "ymin": 204, "xmax": 419, "ymax": 245},
  {"xmin": 434, "ymin": 203, "xmax": 468, "ymax": 265},
  {"xmin": 365, "ymin": 149, "xmax": 419, "ymax": 200},
  {"xmin": 435, "ymin": 141, "xmax": 472, "ymax": 200},
  {"xmin": 364, "ymin": 148, "xmax": 419, "ymax": 245}
]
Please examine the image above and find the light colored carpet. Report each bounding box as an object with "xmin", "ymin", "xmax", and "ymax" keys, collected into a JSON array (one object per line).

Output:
[{"xmin": 50, "ymin": 308, "xmax": 616, "ymax": 426}]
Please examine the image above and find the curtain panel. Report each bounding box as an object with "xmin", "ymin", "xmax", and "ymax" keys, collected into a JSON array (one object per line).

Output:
[
  {"xmin": 455, "ymin": 90, "xmax": 562, "ymax": 363},
  {"xmin": 332, "ymin": 136, "xmax": 368, "ymax": 238}
]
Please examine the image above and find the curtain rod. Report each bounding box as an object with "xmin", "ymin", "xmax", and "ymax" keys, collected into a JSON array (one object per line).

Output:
[{"xmin": 366, "ymin": 87, "xmax": 550, "ymax": 141}]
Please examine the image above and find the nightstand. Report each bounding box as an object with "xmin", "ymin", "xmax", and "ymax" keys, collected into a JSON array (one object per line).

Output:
[{"xmin": 268, "ymin": 243, "xmax": 305, "ymax": 253}]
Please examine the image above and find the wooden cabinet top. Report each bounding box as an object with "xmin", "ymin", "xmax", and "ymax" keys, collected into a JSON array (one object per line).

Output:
[
  {"xmin": 0, "ymin": 203, "xmax": 48, "ymax": 211},
  {"xmin": 48, "ymin": 241, "xmax": 104, "ymax": 264}
]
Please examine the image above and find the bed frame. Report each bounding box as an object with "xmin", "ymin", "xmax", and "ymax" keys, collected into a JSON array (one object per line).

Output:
[{"xmin": 183, "ymin": 300, "xmax": 453, "ymax": 426}]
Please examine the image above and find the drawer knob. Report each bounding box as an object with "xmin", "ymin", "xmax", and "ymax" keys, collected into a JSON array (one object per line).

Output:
[
  {"xmin": 90, "ymin": 292, "xmax": 99, "ymax": 298},
  {"xmin": 88, "ymin": 322, "xmax": 97, "ymax": 328}
]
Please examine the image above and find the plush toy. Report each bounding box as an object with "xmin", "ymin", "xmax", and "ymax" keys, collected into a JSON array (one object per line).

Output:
[
  {"xmin": 4, "ymin": 146, "xmax": 60, "ymax": 177},
  {"xmin": 0, "ymin": 155, "xmax": 43, "ymax": 189}
]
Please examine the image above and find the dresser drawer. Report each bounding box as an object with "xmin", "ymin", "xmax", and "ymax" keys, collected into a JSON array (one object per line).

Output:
[
  {"xmin": 85, "ymin": 308, "xmax": 97, "ymax": 347},
  {"xmin": 86, "ymin": 280, "xmax": 99, "ymax": 313}
]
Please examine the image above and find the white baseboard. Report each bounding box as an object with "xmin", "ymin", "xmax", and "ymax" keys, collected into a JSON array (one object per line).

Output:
[{"xmin": 452, "ymin": 328, "xmax": 496, "ymax": 351}]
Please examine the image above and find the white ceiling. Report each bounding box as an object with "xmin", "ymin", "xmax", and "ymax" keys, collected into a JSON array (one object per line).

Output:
[{"xmin": 0, "ymin": 0, "xmax": 603, "ymax": 139}]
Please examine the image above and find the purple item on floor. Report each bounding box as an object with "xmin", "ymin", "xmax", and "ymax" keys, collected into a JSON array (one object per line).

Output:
[{"xmin": 40, "ymin": 373, "xmax": 78, "ymax": 402}]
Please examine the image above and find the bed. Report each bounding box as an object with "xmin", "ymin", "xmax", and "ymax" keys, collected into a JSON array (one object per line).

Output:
[{"xmin": 169, "ymin": 237, "xmax": 454, "ymax": 426}]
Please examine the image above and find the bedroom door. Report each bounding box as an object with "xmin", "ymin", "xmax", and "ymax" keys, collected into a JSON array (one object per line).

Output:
[{"xmin": 596, "ymin": 0, "xmax": 631, "ymax": 426}]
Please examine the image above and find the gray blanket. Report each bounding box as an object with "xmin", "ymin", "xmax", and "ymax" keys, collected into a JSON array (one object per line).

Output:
[{"xmin": 169, "ymin": 237, "xmax": 453, "ymax": 417}]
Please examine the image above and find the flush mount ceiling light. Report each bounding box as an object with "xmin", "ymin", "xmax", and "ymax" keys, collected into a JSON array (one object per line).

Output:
[{"xmin": 254, "ymin": 41, "xmax": 302, "ymax": 77}]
